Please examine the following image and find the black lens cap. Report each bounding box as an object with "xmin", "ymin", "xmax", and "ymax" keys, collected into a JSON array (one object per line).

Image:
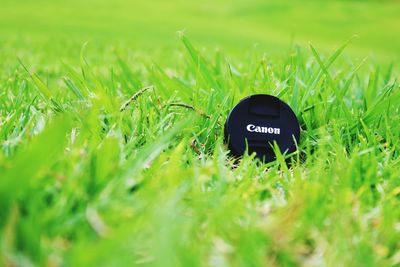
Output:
[{"xmin": 224, "ymin": 94, "xmax": 300, "ymax": 162}]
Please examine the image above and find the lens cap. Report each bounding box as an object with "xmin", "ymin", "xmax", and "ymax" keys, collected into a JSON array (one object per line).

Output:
[{"xmin": 224, "ymin": 94, "xmax": 300, "ymax": 162}]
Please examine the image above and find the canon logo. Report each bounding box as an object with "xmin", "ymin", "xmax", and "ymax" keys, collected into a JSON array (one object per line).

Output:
[{"xmin": 246, "ymin": 124, "xmax": 280, "ymax": 135}]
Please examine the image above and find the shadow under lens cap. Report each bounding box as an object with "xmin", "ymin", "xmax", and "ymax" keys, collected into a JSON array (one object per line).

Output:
[{"xmin": 224, "ymin": 94, "xmax": 300, "ymax": 162}]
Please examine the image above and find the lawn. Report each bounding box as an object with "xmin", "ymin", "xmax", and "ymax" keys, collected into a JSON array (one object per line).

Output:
[{"xmin": 0, "ymin": 0, "xmax": 399, "ymax": 266}]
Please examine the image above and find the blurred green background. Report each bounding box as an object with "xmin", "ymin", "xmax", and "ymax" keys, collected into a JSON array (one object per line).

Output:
[{"xmin": 1, "ymin": 0, "xmax": 399, "ymax": 63}]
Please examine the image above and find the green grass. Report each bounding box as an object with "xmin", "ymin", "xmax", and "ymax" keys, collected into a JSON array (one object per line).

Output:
[{"xmin": 1, "ymin": 0, "xmax": 400, "ymax": 266}]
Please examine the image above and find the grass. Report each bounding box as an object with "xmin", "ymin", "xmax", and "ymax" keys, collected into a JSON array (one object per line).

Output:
[{"xmin": 1, "ymin": 0, "xmax": 400, "ymax": 266}]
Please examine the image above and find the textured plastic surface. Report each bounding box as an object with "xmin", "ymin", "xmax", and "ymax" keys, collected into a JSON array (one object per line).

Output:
[{"xmin": 224, "ymin": 94, "xmax": 300, "ymax": 162}]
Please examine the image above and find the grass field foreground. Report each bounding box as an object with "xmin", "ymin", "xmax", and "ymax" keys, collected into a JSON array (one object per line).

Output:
[{"xmin": 0, "ymin": 0, "xmax": 400, "ymax": 266}]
